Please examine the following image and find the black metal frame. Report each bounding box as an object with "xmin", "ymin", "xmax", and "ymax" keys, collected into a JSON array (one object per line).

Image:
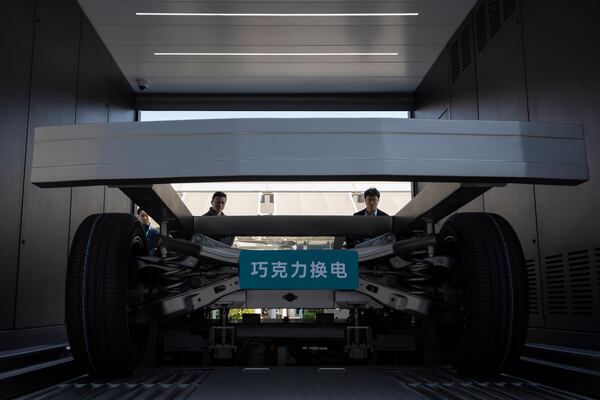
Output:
[{"xmin": 136, "ymin": 93, "xmax": 414, "ymax": 112}]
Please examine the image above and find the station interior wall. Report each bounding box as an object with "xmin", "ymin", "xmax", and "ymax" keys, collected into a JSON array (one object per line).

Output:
[
  {"xmin": 0, "ymin": 0, "xmax": 135, "ymax": 349},
  {"xmin": 414, "ymin": 0, "xmax": 600, "ymax": 349}
]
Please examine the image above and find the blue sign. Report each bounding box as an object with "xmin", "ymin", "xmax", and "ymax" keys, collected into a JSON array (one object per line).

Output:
[{"xmin": 239, "ymin": 250, "xmax": 358, "ymax": 290}]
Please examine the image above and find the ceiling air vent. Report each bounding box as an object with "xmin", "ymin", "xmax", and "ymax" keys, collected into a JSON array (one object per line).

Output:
[
  {"xmin": 525, "ymin": 259, "xmax": 540, "ymax": 315},
  {"xmin": 545, "ymin": 254, "xmax": 567, "ymax": 315},
  {"xmin": 450, "ymin": 40, "xmax": 461, "ymax": 82},
  {"xmin": 568, "ymin": 249, "xmax": 593, "ymax": 316},
  {"xmin": 488, "ymin": 0, "xmax": 502, "ymax": 37},
  {"xmin": 475, "ymin": 4, "xmax": 488, "ymax": 53},
  {"xmin": 503, "ymin": 0, "xmax": 517, "ymax": 20},
  {"xmin": 460, "ymin": 25, "xmax": 472, "ymax": 71}
]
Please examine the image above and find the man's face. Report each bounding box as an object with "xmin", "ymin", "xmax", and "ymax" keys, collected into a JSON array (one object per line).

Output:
[
  {"xmin": 365, "ymin": 195, "xmax": 379, "ymax": 213},
  {"xmin": 211, "ymin": 196, "xmax": 227, "ymax": 214},
  {"xmin": 138, "ymin": 210, "xmax": 150, "ymax": 225}
]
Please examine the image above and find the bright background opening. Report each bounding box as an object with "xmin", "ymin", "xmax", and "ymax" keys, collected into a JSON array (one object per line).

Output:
[{"xmin": 139, "ymin": 110, "xmax": 411, "ymax": 319}]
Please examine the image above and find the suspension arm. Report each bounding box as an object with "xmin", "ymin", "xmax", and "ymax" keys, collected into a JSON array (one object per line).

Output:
[
  {"xmin": 129, "ymin": 277, "xmax": 240, "ymax": 324},
  {"xmin": 356, "ymin": 278, "xmax": 459, "ymax": 323}
]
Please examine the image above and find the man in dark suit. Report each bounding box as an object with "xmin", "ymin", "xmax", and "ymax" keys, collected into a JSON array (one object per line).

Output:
[
  {"xmin": 346, "ymin": 187, "xmax": 388, "ymax": 248},
  {"xmin": 354, "ymin": 187, "xmax": 389, "ymax": 217},
  {"xmin": 203, "ymin": 191, "xmax": 233, "ymax": 245},
  {"xmin": 203, "ymin": 191, "xmax": 228, "ymax": 216}
]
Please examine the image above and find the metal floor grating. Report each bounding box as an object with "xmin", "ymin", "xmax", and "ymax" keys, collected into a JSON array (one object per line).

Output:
[
  {"xmin": 381, "ymin": 368, "xmax": 590, "ymax": 400},
  {"xmin": 17, "ymin": 366, "xmax": 591, "ymax": 400}
]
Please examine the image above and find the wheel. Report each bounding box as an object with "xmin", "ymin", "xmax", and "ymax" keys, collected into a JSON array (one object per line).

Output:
[
  {"xmin": 66, "ymin": 213, "xmax": 149, "ymax": 377},
  {"xmin": 437, "ymin": 212, "xmax": 529, "ymax": 376}
]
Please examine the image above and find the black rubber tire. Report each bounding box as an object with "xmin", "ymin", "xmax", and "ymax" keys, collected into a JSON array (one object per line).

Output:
[
  {"xmin": 66, "ymin": 213, "xmax": 149, "ymax": 377},
  {"xmin": 437, "ymin": 212, "xmax": 529, "ymax": 376}
]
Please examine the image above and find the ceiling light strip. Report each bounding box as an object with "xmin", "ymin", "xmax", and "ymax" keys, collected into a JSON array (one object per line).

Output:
[
  {"xmin": 154, "ymin": 52, "xmax": 399, "ymax": 56},
  {"xmin": 136, "ymin": 12, "xmax": 418, "ymax": 17}
]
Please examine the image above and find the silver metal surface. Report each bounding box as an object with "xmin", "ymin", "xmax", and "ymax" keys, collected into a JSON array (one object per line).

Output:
[
  {"xmin": 198, "ymin": 246, "xmax": 241, "ymax": 264},
  {"xmin": 335, "ymin": 292, "xmax": 384, "ymax": 309},
  {"xmin": 119, "ymin": 184, "xmax": 194, "ymax": 235},
  {"xmin": 19, "ymin": 367, "xmax": 591, "ymax": 399},
  {"xmin": 191, "ymin": 233, "xmax": 232, "ymax": 249},
  {"xmin": 357, "ymin": 278, "xmax": 435, "ymax": 317},
  {"xmin": 129, "ymin": 277, "xmax": 240, "ymax": 324},
  {"xmin": 31, "ymin": 118, "xmax": 588, "ymax": 187},
  {"xmin": 394, "ymin": 182, "xmax": 498, "ymax": 232},
  {"xmin": 354, "ymin": 232, "xmax": 396, "ymax": 248},
  {"xmin": 212, "ymin": 291, "xmax": 246, "ymax": 309},
  {"xmin": 354, "ymin": 243, "xmax": 396, "ymax": 262}
]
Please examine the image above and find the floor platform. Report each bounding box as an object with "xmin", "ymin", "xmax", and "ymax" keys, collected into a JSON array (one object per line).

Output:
[{"xmin": 17, "ymin": 366, "xmax": 591, "ymax": 400}]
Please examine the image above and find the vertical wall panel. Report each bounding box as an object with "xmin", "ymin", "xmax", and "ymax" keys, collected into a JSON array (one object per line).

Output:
[
  {"xmin": 69, "ymin": 16, "xmax": 111, "ymax": 245},
  {"xmin": 447, "ymin": 16, "xmax": 484, "ymax": 214},
  {"xmin": 474, "ymin": 1, "xmax": 528, "ymax": 121},
  {"xmin": 473, "ymin": 0, "xmax": 541, "ymax": 326},
  {"xmin": 0, "ymin": 1, "xmax": 35, "ymax": 329},
  {"xmin": 105, "ymin": 62, "xmax": 136, "ymax": 213},
  {"xmin": 0, "ymin": 0, "xmax": 137, "ymax": 348},
  {"xmin": 413, "ymin": 49, "xmax": 450, "ymax": 202},
  {"xmin": 449, "ymin": 18, "xmax": 479, "ymax": 121},
  {"xmin": 522, "ymin": 0, "xmax": 600, "ymax": 331},
  {"xmin": 74, "ymin": 17, "xmax": 111, "ymax": 124},
  {"xmin": 414, "ymin": 48, "xmax": 450, "ymax": 120},
  {"xmin": 15, "ymin": 0, "xmax": 82, "ymax": 328}
]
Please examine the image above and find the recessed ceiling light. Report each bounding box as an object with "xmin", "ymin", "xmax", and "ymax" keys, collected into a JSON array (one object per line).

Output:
[
  {"xmin": 136, "ymin": 12, "xmax": 418, "ymax": 17},
  {"xmin": 154, "ymin": 52, "xmax": 399, "ymax": 56}
]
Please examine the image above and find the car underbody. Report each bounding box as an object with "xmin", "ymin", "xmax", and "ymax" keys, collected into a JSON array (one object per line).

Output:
[{"xmin": 30, "ymin": 117, "xmax": 588, "ymax": 377}]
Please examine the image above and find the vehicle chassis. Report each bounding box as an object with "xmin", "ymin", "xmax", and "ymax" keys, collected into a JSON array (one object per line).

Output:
[
  {"xmin": 126, "ymin": 182, "xmax": 479, "ymax": 326},
  {"xmin": 31, "ymin": 117, "xmax": 588, "ymax": 376}
]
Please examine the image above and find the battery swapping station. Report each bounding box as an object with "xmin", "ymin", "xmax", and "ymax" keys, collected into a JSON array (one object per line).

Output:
[{"xmin": 1, "ymin": 0, "xmax": 599, "ymax": 399}]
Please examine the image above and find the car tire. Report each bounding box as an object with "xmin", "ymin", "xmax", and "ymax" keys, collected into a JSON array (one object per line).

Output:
[
  {"xmin": 66, "ymin": 213, "xmax": 149, "ymax": 377},
  {"xmin": 437, "ymin": 212, "xmax": 529, "ymax": 376}
]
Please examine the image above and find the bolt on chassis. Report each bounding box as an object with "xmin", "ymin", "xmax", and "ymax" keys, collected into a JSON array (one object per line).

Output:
[{"xmin": 31, "ymin": 118, "xmax": 588, "ymax": 378}]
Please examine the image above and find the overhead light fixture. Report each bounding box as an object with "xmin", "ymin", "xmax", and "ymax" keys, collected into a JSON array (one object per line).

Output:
[
  {"xmin": 136, "ymin": 12, "xmax": 418, "ymax": 17},
  {"xmin": 154, "ymin": 52, "xmax": 399, "ymax": 56}
]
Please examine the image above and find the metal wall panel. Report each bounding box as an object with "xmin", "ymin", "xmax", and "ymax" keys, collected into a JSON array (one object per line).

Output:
[
  {"xmin": 108, "ymin": 62, "xmax": 136, "ymax": 123},
  {"xmin": 448, "ymin": 18, "xmax": 479, "ymax": 121},
  {"xmin": 0, "ymin": 2, "xmax": 35, "ymax": 330},
  {"xmin": 473, "ymin": 0, "xmax": 542, "ymax": 326},
  {"xmin": 414, "ymin": 0, "xmax": 600, "ymax": 335},
  {"xmin": 522, "ymin": 0, "xmax": 600, "ymax": 332},
  {"xmin": 414, "ymin": 48, "xmax": 450, "ymax": 120},
  {"xmin": 105, "ymin": 62, "xmax": 135, "ymax": 213},
  {"xmin": 14, "ymin": 0, "xmax": 82, "ymax": 328},
  {"xmin": 473, "ymin": 1, "xmax": 528, "ymax": 122},
  {"xmin": 412, "ymin": 49, "xmax": 450, "ymax": 206},
  {"xmin": 0, "ymin": 0, "xmax": 136, "ymax": 344},
  {"xmin": 69, "ymin": 16, "xmax": 111, "ymax": 245},
  {"xmin": 449, "ymin": 75, "xmax": 479, "ymax": 119},
  {"xmin": 447, "ymin": 15, "xmax": 484, "ymax": 214}
]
